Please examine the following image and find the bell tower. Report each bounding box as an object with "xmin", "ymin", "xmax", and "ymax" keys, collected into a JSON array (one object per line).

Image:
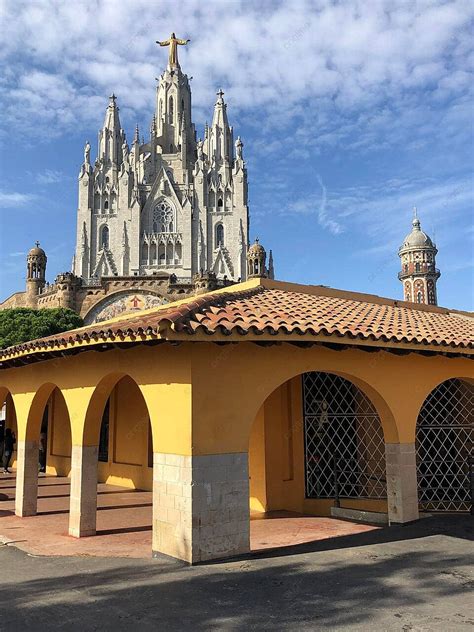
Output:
[
  {"xmin": 26, "ymin": 242, "xmax": 47, "ymax": 307},
  {"xmin": 398, "ymin": 208, "xmax": 440, "ymax": 305},
  {"xmin": 247, "ymin": 238, "xmax": 267, "ymax": 279}
]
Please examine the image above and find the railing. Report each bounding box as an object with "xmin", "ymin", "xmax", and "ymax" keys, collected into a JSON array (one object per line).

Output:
[
  {"xmin": 469, "ymin": 455, "xmax": 474, "ymax": 516},
  {"xmin": 398, "ymin": 268, "xmax": 440, "ymax": 280},
  {"xmin": 333, "ymin": 459, "xmax": 387, "ymax": 508}
]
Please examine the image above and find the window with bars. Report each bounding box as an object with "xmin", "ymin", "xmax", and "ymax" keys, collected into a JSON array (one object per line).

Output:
[
  {"xmin": 302, "ymin": 372, "xmax": 387, "ymax": 500},
  {"xmin": 416, "ymin": 378, "xmax": 473, "ymax": 512}
]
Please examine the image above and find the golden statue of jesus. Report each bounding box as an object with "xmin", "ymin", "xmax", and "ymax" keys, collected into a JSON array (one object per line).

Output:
[{"xmin": 156, "ymin": 33, "xmax": 190, "ymax": 67}]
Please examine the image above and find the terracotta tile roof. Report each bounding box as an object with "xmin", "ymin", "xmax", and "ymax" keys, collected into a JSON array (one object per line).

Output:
[{"xmin": 1, "ymin": 279, "xmax": 473, "ymax": 365}]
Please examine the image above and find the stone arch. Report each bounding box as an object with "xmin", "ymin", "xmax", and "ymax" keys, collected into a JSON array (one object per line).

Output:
[{"xmin": 82, "ymin": 289, "xmax": 167, "ymax": 325}]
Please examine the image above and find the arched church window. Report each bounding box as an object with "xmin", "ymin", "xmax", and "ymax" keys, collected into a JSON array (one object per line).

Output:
[
  {"xmin": 104, "ymin": 200, "xmax": 109, "ymax": 211},
  {"xmin": 216, "ymin": 224, "xmax": 224, "ymax": 247},
  {"xmin": 217, "ymin": 198, "xmax": 223, "ymax": 208},
  {"xmin": 415, "ymin": 262, "xmax": 420, "ymax": 273},
  {"xmin": 153, "ymin": 201, "xmax": 174, "ymax": 233},
  {"xmin": 153, "ymin": 221, "xmax": 158, "ymax": 234},
  {"xmin": 168, "ymin": 96, "xmax": 174, "ymax": 123},
  {"xmin": 106, "ymin": 176, "xmax": 110, "ymax": 184},
  {"xmin": 100, "ymin": 225, "xmax": 109, "ymax": 250},
  {"xmin": 416, "ymin": 291, "xmax": 422, "ymax": 303}
]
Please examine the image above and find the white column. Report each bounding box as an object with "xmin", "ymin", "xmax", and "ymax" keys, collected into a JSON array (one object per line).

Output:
[
  {"xmin": 69, "ymin": 445, "xmax": 98, "ymax": 537},
  {"xmin": 15, "ymin": 440, "xmax": 39, "ymax": 517},
  {"xmin": 153, "ymin": 452, "xmax": 250, "ymax": 564},
  {"xmin": 386, "ymin": 443, "xmax": 419, "ymax": 524}
]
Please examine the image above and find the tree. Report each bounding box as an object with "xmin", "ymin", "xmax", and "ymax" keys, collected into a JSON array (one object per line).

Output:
[{"xmin": 0, "ymin": 308, "xmax": 84, "ymax": 350}]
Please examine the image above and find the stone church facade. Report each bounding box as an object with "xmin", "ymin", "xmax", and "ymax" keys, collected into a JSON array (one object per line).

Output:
[{"xmin": 0, "ymin": 36, "xmax": 275, "ymax": 324}]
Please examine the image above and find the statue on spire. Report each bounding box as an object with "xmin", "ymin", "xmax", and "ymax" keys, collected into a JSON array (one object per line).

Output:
[{"xmin": 156, "ymin": 33, "xmax": 190, "ymax": 67}]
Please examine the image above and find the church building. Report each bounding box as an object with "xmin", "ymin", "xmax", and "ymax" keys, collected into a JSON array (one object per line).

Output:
[{"xmin": 1, "ymin": 35, "xmax": 274, "ymax": 324}]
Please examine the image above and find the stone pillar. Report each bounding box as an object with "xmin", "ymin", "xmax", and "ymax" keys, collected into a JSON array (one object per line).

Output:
[
  {"xmin": 385, "ymin": 443, "xmax": 419, "ymax": 524},
  {"xmin": 153, "ymin": 452, "xmax": 250, "ymax": 564},
  {"xmin": 15, "ymin": 440, "xmax": 39, "ymax": 517},
  {"xmin": 69, "ymin": 445, "xmax": 98, "ymax": 537}
]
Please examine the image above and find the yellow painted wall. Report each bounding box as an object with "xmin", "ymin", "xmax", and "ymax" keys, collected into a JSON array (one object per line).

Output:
[
  {"xmin": 97, "ymin": 376, "xmax": 153, "ymax": 490},
  {"xmin": 5, "ymin": 393, "xmax": 18, "ymax": 468},
  {"xmin": 249, "ymin": 376, "xmax": 389, "ymax": 517},
  {"xmin": 0, "ymin": 335, "xmax": 472, "ymax": 507},
  {"xmin": 46, "ymin": 389, "xmax": 72, "ymax": 477},
  {"xmin": 249, "ymin": 404, "xmax": 267, "ymax": 511}
]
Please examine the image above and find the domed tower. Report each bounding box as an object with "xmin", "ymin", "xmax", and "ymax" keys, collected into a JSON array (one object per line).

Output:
[
  {"xmin": 398, "ymin": 209, "xmax": 440, "ymax": 305},
  {"xmin": 26, "ymin": 241, "xmax": 47, "ymax": 307},
  {"xmin": 247, "ymin": 238, "xmax": 267, "ymax": 279}
]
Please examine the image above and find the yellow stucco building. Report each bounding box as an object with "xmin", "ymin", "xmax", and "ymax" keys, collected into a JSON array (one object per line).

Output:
[{"xmin": 0, "ymin": 278, "xmax": 473, "ymax": 563}]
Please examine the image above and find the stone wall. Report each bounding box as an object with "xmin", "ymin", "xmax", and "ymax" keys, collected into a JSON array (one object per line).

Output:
[{"xmin": 153, "ymin": 452, "xmax": 250, "ymax": 563}]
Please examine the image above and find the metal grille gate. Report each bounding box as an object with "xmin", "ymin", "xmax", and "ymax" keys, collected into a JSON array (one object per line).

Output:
[
  {"xmin": 303, "ymin": 372, "xmax": 387, "ymax": 500},
  {"xmin": 416, "ymin": 378, "xmax": 473, "ymax": 512}
]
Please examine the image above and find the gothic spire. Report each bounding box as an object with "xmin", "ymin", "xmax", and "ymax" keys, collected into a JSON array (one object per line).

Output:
[
  {"xmin": 209, "ymin": 89, "xmax": 232, "ymax": 163},
  {"xmin": 98, "ymin": 94, "xmax": 124, "ymax": 165}
]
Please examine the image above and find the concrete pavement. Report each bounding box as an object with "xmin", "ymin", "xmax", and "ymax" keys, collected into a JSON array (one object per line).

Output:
[{"xmin": 0, "ymin": 514, "xmax": 472, "ymax": 631}]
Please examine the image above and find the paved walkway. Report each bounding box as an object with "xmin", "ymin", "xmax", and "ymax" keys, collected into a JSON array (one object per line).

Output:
[
  {"xmin": 0, "ymin": 514, "xmax": 472, "ymax": 630},
  {"xmin": 0, "ymin": 473, "xmax": 378, "ymax": 558}
]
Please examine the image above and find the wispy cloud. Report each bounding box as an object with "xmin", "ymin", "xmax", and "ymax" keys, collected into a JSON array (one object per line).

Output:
[
  {"xmin": 0, "ymin": 190, "xmax": 35, "ymax": 207},
  {"xmin": 36, "ymin": 169, "xmax": 64, "ymax": 184}
]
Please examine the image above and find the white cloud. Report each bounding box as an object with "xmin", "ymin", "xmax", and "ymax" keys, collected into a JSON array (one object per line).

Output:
[
  {"xmin": 0, "ymin": 0, "xmax": 472, "ymax": 153},
  {"xmin": 36, "ymin": 169, "xmax": 65, "ymax": 184},
  {"xmin": 0, "ymin": 191, "xmax": 35, "ymax": 207}
]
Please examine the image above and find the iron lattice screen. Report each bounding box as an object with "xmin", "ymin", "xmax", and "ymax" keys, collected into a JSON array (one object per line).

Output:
[
  {"xmin": 416, "ymin": 378, "xmax": 473, "ymax": 512},
  {"xmin": 302, "ymin": 372, "xmax": 387, "ymax": 500}
]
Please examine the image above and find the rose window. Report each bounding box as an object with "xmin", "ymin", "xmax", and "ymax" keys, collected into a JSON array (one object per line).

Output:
[{"xmin": 153, "ymin": 201, "xmax": 174, "ymax": 233}]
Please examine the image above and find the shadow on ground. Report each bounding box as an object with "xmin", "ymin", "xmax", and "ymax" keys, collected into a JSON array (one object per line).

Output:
[{"xmin": 0, "ymin": 515, "xmax": 472, "ymax": 630}]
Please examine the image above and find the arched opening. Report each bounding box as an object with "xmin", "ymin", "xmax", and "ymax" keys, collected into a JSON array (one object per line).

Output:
[
  {"xmin": 416, "ymin": 378, "xmax": 473, "ymax": 512},
  {"xmin": 104, "ymin": 200, "xmax": 109, "ymax": 212},
  {"xmin": 168, "ymin": 96, "xmax": 174, "ymax": 123},
  {"xmin": 75, "ymin": 374, "xmax": 154, "ymax": 539},
  {"xmin": 0, "ymin": 390, "xmax": 17, "ymax": 475},
  {"xmin": 141, "ymin": 240, "xmax": 148, "ymax": 265},
  {"xmin": 17, "ymin": 384, "xmax": 72, "ymax": 517},
  {"xmin": 100, "ymin": 225, "xmax": 109, "ymax": 250},
  {"xmin": 217, "ymin": 197, "xmax": 223, "ymax": 209},
  {"xmin": 248, "ymin": 372, "xmax": 388, "ymax": 549},
  {"xmin": 215, "ymin": 223, "xmax": 224, "ymax": 247}
]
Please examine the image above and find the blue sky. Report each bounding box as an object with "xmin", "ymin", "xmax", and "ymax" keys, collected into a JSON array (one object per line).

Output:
[{"xmin": 0, "ymin": 0, "xmax": 473, "ymax": 310}]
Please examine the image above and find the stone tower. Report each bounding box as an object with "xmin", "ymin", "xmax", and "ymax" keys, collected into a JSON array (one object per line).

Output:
[
  {"xmin": 398, "ymin": 209, "xmax": 440, "ymax": 305},
  {"xmin": 73, "ymin": 34, "xmax": 249, "ymax": 284},
  {"xmin": 247, "ymin": 238, "xmax": 267, "ymax": 278},
  {"xmin": 26, "ymin": 242, "xmax": 47, "ymax": 307}
]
